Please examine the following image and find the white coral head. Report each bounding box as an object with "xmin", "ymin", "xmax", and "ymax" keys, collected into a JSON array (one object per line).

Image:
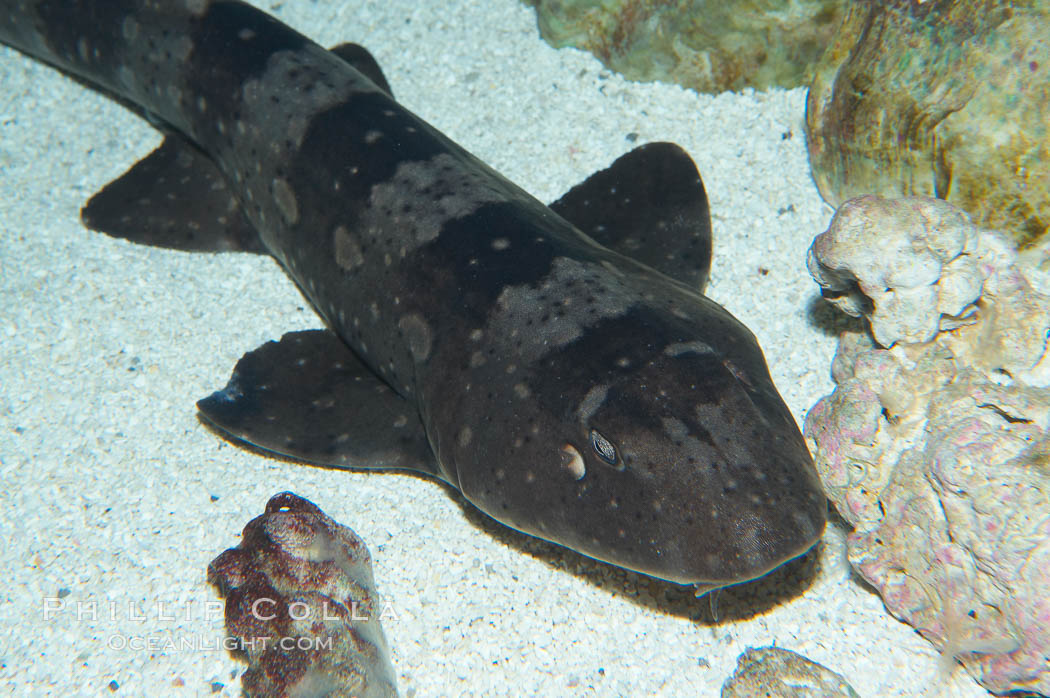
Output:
[{"xmin": 808, "ymin": 195, "xmax": 982, "ymax": 347}]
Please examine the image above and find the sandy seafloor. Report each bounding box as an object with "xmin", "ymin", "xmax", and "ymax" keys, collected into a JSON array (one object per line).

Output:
[{"xmin": 0, "ymin": 1, "xmax": 991, "ymax": 697}]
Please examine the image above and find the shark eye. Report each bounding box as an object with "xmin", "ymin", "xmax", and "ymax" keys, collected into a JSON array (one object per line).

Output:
[{"xmin": 589, "ymin": 429, "xmax": 617, "ymax": 465}]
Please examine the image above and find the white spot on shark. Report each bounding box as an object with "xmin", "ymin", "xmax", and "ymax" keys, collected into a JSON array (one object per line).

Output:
[
  {"xmin": 662, "ymin": 417, "xmax": 689, "ymax": 441},
  {"xmin": 665, "ymin": 340, "xmax": 713, "ymax": 357},
  {"xmin": 185, "ymin": 0, "xmax": 209, "ymax": 16},
  {"xmin": 457, "ymin": 426, "xmax": 472, "ymax": 447},
  {"xmin": 399, "ymin": 313, "xmax": 432, "ymax": 361},
  {"xmin": 121, "ymin": 17, "xmax": 139, "ymax": 41},
  {"xmin": 272, "ymin": 178, "xmax": 298, "ymax": 225},
  {"xmin": 577, "ymin": 384, "xmax": 609, "ymax": 422}
]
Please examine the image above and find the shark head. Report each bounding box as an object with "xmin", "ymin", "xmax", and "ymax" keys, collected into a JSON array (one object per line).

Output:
[{"xmin": 439, "ymin": 299, "xmax": 826, "ymax": 589}]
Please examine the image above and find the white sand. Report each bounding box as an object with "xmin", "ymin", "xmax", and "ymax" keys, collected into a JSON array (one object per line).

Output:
[{"xmin": 0, "ymin": 1, "xmax": 989, "ymax": 696}]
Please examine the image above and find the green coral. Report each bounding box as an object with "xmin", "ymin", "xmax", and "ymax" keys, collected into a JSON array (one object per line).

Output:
[{"xmin": 525, "ymin": 0, "xmax": 844, "ymax": 92}]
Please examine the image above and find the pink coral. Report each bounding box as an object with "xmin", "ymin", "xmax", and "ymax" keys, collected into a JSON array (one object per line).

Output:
[
  {"xmin": 209, "ymin": 492, "xmax": 398, "ymax": 698},
  {"xmin": 805, "ymin": 196, "xmax": 1050, "ymax": 695}
]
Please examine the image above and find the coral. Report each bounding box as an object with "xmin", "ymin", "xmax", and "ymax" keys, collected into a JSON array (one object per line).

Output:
[
  {"xmin": 721, "ymin": 646, "xmax": 859, "ymax": 698},
  {"xmin": 806, "ymin": 1, "xmax": 1050, "ymax": 255},
  {"xmin": 209, "ymin": 492, "xmax": 399, "ymax": 698},
  {"xmin": 805, "ymin": 196, "xmax": 1050, "ymax": 695},
  {"xmin": 807, "ymin": 195, "xmax": 982, "ymax": 347},
  {"xmin": 525, "ymin": 0, "xmax": 844, "ymax": 93}
]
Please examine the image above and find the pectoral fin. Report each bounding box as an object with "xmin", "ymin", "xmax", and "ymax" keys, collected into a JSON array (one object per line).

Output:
[{"xmin": 198, "ymin": 330, "xmax": 438, "ymax": 475}]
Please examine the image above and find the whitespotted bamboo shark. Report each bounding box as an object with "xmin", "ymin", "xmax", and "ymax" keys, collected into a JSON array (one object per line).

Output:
[{"xmin": 1, "ymin": 0, "xmax": 825, "ymax": 592}]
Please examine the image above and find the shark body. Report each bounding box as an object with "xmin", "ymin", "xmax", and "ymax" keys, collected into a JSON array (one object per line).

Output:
[{"xmin": 1, "ymin": 0, "xmax": 825, "ymax": 590}]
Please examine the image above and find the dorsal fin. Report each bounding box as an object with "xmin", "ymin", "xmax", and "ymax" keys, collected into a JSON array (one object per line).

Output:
[
  {"xmin": 551, "ymin": 142, "xmax": 712, "ymax": 290},
  {"xmin": 330, "ymin": 42, "xmax": 393, "ymax": 97}
]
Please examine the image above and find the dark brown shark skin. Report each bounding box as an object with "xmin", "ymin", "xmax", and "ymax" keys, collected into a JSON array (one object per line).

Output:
[{"xmin": 0, "ymin": 0, "xmax": 825, "ymax": 590}]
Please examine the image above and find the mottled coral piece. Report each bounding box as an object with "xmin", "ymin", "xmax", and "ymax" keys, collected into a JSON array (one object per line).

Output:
[
  {"xmin": 806, "ymin": 1, "xmax": 1050, "ymax": 255},
  {"xmin": 805, "ymin": 197, "xmax": 1050, "ymax": 695},
  {"xmin": 721, "ymin": 646, "xmax": 859, "ymax": 698},
  {"xmin": 209, "ymin": 492, "xmax": 398, "ymax": 698}
]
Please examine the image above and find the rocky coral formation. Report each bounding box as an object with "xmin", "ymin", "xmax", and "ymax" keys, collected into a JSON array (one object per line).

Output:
[
  {"xmin": 807, "ymin": 195, "xmax": 986, "ymax": 348},
  {"xmin": 721, "ymin": 646, "xmax": 859, "ymax": 698},
  {"xmin": 806, "ymin": 1, "xmax": 1050, "ymax": 256},
  {"xmin": 209, "ymin": 492, "xmax": 399, "ymax": 698},
  {"xmin": 525, "ymin": 0, "xmax": 844, "ymax": 93},
  {"xmin": 805, "ymin": 195, "xmax": 1050, "ymax": 695}
]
